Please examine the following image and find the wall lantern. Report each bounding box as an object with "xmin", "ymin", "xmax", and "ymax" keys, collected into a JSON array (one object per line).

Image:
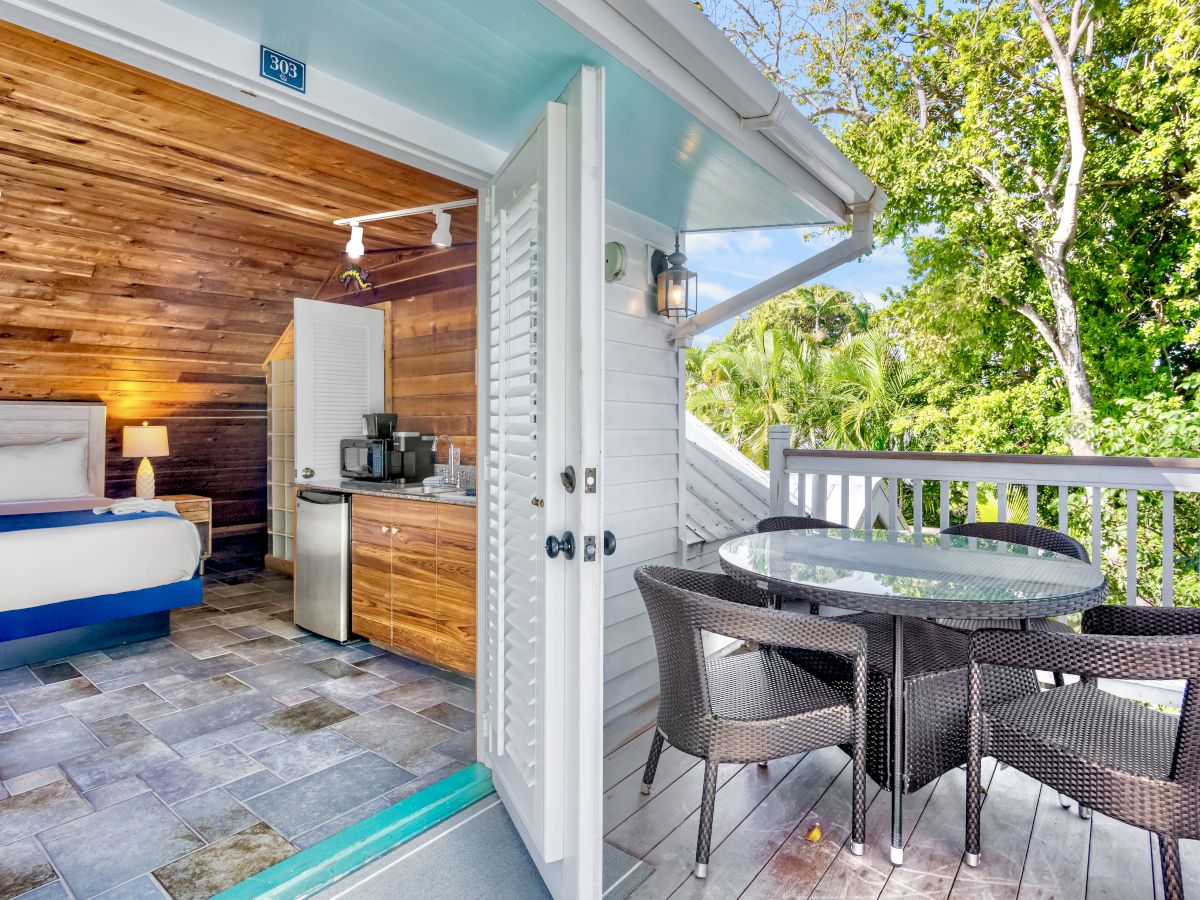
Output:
[{"xmin": 651, "ymin": 235, "xmax": 698, "ymax": 320}]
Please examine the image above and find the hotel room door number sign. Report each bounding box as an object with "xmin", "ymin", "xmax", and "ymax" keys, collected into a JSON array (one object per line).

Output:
[{"xmin": 260, "ymin": 46, "xmax": 306, "ymax": 93}]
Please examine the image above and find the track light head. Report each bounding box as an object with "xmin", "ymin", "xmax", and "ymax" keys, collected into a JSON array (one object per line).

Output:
[
  {"xmin": 431, "ymin": 210, "xmax": 452, "ymax": 248},
  {"xmin": 345, "ymin": 224, "xmax": 365, "ymax": 259}
]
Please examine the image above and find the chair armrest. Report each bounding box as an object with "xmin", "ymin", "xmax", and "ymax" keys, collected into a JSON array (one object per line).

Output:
[
  {"xmin": 697, "ymin": 598, "xmax": 867, "ymax": 659},
  {"xmin": 969, "ymin": 628, "xmax": 1200, "ymax": 682},
  {"xmin": 1084, "ymin": 605, "xmax": 1200, "ymax": 638}
]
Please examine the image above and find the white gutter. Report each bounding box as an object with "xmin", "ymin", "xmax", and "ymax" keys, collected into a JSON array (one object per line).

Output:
[{"xmin": 673, "ymin": 191, "xmax": 884, "ymax": 343}]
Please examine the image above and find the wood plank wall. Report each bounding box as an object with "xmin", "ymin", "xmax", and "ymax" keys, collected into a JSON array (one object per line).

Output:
[
  {"xmin": 316, "ymin": 245, "xmax": 477, "ymax": 464},
  {"xmin": 0, "ymin": 22, "xmax": 474, "ymax": 526}
]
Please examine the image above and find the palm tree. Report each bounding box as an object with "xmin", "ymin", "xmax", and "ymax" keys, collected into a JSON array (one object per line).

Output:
[{"xmin": 822, "ymin": 327, "xmax": 925, "ymax": 450}]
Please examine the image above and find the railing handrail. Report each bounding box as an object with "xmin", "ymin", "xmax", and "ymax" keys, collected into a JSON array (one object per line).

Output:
[{"xmin": 784, "ymin": 448, "xmax": 1200, "ymax": 470}]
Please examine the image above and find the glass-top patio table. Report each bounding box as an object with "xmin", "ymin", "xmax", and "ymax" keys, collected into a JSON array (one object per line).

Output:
[{"xmin": 719, "ymin": 528, "xmax": 1108, "ymax": 865}]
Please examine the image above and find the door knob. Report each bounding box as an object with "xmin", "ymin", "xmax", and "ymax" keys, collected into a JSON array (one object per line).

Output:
[
  {"xmin": 603, "ymin": 531, "xmax": 617, "ymax": 556},
  {"xmin": 301, "ymin": 467, "xmax": 315, "ymax": 479},
  {"xmin": 545, "ymin": 531, "xmax": 575, "ymax": 560}
]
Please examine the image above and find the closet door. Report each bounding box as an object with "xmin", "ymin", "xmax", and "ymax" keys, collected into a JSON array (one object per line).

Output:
[{"xmin": 293, "ymin": 299, "xmax": 385, "ymax": 483}]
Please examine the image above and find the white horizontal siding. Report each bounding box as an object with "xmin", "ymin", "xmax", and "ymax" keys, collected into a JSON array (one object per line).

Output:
[{"xmin": 602, "ymin": 204, "xmax": 680, "ymax": 728}]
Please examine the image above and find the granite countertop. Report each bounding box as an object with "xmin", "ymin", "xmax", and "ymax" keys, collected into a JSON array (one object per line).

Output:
[{"xmin": 302, "ymin": 480, "xmax": 478, "ymax": 508}]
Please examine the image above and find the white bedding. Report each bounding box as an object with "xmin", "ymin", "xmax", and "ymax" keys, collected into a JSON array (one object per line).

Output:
[{"xmin": 0, "ymin": 515, "xmax": 202, "ymax": 612}]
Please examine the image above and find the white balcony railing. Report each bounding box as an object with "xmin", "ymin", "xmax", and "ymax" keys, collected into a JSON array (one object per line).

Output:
[{"xmin": 768, "ymin": 424, "xmax": 1200, "ymax": 706}]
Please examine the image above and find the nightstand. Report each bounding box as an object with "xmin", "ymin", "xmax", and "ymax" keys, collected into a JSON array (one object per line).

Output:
[{"xmin": 159, "ymin": 494, "xmax": 212, "ymax": 574}]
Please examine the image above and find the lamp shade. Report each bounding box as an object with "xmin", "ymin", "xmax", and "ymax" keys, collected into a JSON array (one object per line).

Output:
[{"xmin": 122, "ymin": 422, "xmax": 169, "ymax": 458}]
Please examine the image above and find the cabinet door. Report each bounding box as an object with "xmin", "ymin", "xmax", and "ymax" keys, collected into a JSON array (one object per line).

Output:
[
  {"xmin": 389, "ymin": 502, "xmax": 440, "ymax": 663},
  {"xmin": 350, "ymin": 496, "xmax": 392, "ymax": 645},
  {"xmin": 436, "ymin": 504, "xmax": 477, "ymax": 674}
]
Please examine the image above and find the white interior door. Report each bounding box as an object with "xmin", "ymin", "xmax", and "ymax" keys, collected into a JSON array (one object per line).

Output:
[
  {"xmin": 478, "ymin": 66, "xmax": 605, "ymax": 899},
  {"xmin": 293, "ymin": 298, "xmax": 385, "ymax": 483}
]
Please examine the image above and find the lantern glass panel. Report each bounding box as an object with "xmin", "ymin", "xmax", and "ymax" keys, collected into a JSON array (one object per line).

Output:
[{"xmin": 657, "ymin": 267, "xmax": 698, "ymax": 319}]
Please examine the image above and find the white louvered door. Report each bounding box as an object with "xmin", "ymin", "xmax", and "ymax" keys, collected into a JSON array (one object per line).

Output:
[
  {"xmin": 293, "ymin": 298, "xmax": 385, "ymax": 483},
  {"xmin": 479, "ymin": 67, "xmax": 605, "ymax": 899}
]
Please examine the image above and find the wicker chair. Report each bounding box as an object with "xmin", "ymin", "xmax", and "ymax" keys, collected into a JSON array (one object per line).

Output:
[
  {"xmin": 634, "ymin": 565, "xmax": 868, "ymax": 878},
  {"xmin": 967, "ymin": 606, "xmax": 1200, "ymax": 899}
]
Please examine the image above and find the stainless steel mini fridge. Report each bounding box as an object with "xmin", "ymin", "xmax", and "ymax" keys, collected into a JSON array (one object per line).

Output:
[{"xmin": 294, "ymin": 489, "xmax": 351, "ymax": 642}]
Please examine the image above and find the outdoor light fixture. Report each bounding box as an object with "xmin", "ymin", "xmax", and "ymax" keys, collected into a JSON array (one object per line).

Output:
[
  {"xmin": 652, "ymin": 235, "xmax": 698, "ymax": 319},
  {"xmin": 431, "ymin": 210, "xmax": 453, "ymax": 248},
  {"xmin": 345, "ymin": 224, "xmax": 365, "ymax": 259}
]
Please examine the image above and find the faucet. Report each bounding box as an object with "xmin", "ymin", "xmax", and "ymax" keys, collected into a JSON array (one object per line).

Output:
[{"xmin": 431, "ymin": 434, "xmax": 458, "ymax": 487}]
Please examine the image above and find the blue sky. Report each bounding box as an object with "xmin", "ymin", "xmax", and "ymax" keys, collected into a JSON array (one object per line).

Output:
[{"xmin": 684, "ymin": 228, "xmax": 912, "ymax": 345}]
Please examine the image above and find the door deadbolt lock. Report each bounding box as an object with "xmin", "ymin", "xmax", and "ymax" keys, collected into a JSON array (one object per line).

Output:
[
  {"xmin": 545, "ymin": 531, "xmax": 575, "ymax": 560},
  {"xmin": 560, "ymin": 466, "xmax": 576, "ymax": 493},
  {"xmin": 301, "ymin": 467, "xmax": 315, "ymax": 479},
  {"xmin": 583, "ymin": 535, "xmax": 597, "ymax": 562}
]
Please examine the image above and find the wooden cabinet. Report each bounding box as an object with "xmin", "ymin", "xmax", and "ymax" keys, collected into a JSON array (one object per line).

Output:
[{"xmin": 350, "ymin": 495, "xmax": 476, "ymax": 675}]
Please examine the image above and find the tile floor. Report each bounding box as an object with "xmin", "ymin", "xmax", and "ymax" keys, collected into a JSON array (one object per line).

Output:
[{"xmin": 0, "ymin": 566, "xmax": 476, "ymax": 900}]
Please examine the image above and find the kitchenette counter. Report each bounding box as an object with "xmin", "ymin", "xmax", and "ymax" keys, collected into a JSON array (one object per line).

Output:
[{"xmin": 302, "ymin": 479, "xmax": 477, "ymax": 507}]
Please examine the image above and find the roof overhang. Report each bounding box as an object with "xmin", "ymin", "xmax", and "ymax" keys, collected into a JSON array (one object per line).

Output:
[{"xmin": 0, "ymin": 0, "xmax": 879, "ymax": 232}]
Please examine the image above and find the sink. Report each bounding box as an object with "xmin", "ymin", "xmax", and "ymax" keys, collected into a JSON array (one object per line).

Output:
[{"xmin": 385, "ymin": 484, "xmax": 458, "ymax": 496}]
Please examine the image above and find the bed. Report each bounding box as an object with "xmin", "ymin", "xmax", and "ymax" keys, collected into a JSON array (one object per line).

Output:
[{"xmin": 0, "ymin": 401, "xmax": 203, "ymax": 668}]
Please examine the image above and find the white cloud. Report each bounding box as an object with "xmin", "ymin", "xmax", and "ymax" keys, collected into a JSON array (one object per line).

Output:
[
  {"xmin": 684, "ymin": 232, "xmax": 729, "ymax": 254},
  {"xmin": 861, "ymin": 291, "xmax": 886, "ymax": 310},
  {"xmin": 699, "ymin": 281, "xmax": 735, "ymax": 303},
  {"xmin": 694, "ymin": 333, "xmax": 719, "ymax": 348},
  {"xmin": 734, "ymin": 230, "xmax": 774, "ymax": 254}
]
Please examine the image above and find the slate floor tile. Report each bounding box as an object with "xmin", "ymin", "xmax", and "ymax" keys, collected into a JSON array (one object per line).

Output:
[
  {"xmin": 251, "ymin": 729, "xmax": 362, "ymax": 781},
  {"xmin": 339, "ymin": 694, "xmax": 388, "ymax": 714},
  {"xmin": 378, "ymin": 677, "xmax": 474, "ymax": 714},
  {"xmin": 291, "ymin": 795, "xmax": 392, "ymax": 850},
  {"xmin": 332, "ymin": 704, "xmax": 455, "ymax": 765},
  {"xmin": 61, "ymin": 735, "xmax": 180, "ymax": 793},
  {"xmin": 0, "ymin": 706, "xmax": 18, "ymax": 734},
  {"xmin": 355, "ymin": 653, "xmax": 437, "ymax": 681},
  {"xmin": 171, "ymin": 654, "xmax": 250, "ymax": 681},
  {"xmin": 102, "ymin": 637, "xmax": 175, "ymax": 660},
  {"xmin": 16, "ymin": 705, "xmax": 69, "ymax": 727},
  {"xmin": 82, "ymin": 775, "xmax": 149, "ymax": 811},
  {"xmin": 127, "ymin": 701, "xmax": 179, "ymax": 725},
  {"xmin": 40, "ymin": 791, "xmax": 204, "ymax": 899},
  {"xmin": 0, "ymin": 838, "xmax": 56, "ymax": 900},
  {"xmin": 257, "ymin": 620, "xmax": 305, "ymax": 639},
  {"xmin": 168, "ymin": 625, "xmax": 245, "ymax": 653},
  {"xmin": 143, "ymin": 693, "xmax": 281, "ymax": 745},
  {"xmin": 0, "ymin": 716, "xmax": 101, "ymax": 779},
  {"xmin": 93, "ymin": 874, "xmax": 168, "ymax": 899},
  {"xmin": 152, "ymin": 822, "xmax": 295, "ymax": 900},
  {"xmin": 305, "ymin": 657, "xmax": 362, "ymax": 680},
  {"xmin": 91, "ymin": 667, "xmax": 177, "ymax": 693},
  {"xmin": 14, "ymin": 882, "xmax": 69, "ymax": 900},
  {"xmin": 228, "ymin": 635, "xmax": 294, "ymax": 655},
  {"xmin": 385, "ymin": 760, "xmax": 469, "ymax": 804},
  {"xmin": 310, "ymin": 671, "xmax": 395, "ymax": 705},
  {"xmin": 274, "ymin": 689, "xmax": 317, "ymax": 706},
  {"xmin": 0, "ymin": 779, "xmax": 91, "ymax": 845},
  {"xmin": 140, "ymin": 744, "xmax": 264, "ymax": 805},
  {"xmin": 74, "ymin": 647, "xmax": 193, "ymax": 686},
  {"xmin": 254, "ymin": 697, "xmax": 354, "ymax": 738},
  {"xmin": 7, "ymin": 679, "xmax": 100, "ymax": 716},
  {"xmin": 229, "ymin": 625, "xmax": 272, "ymax": 640},
  {"xmin": 62, "ymin": 685, "xmax": 163, "ymax": 723},
  {"xmin": 0, "ymin": 667, "xmax": 39, "ymax": 696},
  {"xmin": 172, "ymin": 787, "xmax": 259, "ymax": 843},
  {"xmin": 418, "ymin": 701, "xmax": 475, "ymax": 732},
  {"xmin": 85, "ymin": 713, "xmax": 150, "ymax": 748},
  {"xmin": 233, "ymin": 730, "xmax": 286, "ymax": 754},
  {"xmin": 3, "ymin": 764, "xmax": 64, "ymax": 796},
  {"xmin": 30, "ymin": 662, "xmax": 81, "ymax": 686},
  {"xmin": 393, "ymin": 747, "xmax": 455, "ymax": 777},
  {"xmin": 155, "ymin": 674, "xmax": 251, "ymax": 710},
  {"xmin": 433, "ymin": 728, "xmax": 476, "ymax": 764},
  {"xmin": 230, "ymin": 659, "xmax": 328, "ymax": 695},
  {"xmin": 223, "ymin": 769, "xmax": 284, "ymax": 801},
  {"xmin": 244, "ymin": 752, "xmax": 412, "ymax": 839}
]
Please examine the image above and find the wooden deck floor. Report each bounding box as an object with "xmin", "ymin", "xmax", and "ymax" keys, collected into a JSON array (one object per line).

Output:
[{"xmin": 604, "ymin": 725, "xmax": 1199, "ymax": 900}]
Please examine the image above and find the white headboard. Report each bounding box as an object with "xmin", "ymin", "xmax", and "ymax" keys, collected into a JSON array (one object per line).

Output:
[{"xmin": 0, "ymin": 401, "xmax": 107, "ymax": 511}]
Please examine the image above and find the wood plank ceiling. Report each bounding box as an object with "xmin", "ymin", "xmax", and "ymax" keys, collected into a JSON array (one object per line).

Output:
[{"xmin": 0, "ymin": 21, "xmax": 476, "ymax": 527}]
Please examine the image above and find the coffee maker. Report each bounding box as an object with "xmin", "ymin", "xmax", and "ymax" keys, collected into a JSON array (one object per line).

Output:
[{"xmin": 340, "ymin": 414, "xmax": 434, "ymax": 482}]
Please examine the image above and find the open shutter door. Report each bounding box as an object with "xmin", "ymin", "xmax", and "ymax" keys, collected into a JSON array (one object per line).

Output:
[
  {"xmin": 293, "ymin": 298, "xmax": 385, "ymax": 483},
  {"xmin": 479, "ymin": 67, "xmax": 605, "ymax": 898}
]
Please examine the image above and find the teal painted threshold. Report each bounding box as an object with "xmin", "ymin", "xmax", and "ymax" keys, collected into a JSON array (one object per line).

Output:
[{"xmin": 214, "ymin": 762, "xmax": 495, "ymax": 900}]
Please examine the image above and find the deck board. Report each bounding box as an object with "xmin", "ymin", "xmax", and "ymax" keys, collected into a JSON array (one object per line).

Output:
[{"xmin": 604, "ymin": 729, "xmax": 1199, "ymax": 900}]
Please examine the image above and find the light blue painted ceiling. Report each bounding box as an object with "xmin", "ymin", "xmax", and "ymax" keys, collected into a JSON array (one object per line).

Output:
[{"xmin": 157, "ymin": 0, "xmax": 830, "ymax": 231}]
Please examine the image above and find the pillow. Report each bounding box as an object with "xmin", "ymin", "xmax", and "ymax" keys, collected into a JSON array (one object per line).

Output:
[{"xmin": 0, "ymin": 438, "xmax": 93, "ymax": 502}]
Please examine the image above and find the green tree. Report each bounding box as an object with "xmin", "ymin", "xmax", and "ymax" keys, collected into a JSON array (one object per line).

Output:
[
  {"xmin": 702, "ymin": 0, "xmax": 1200, "ymax": 452},
  {"xmin": 726, "ymin": 285, "xmax": 870, "ymax": 346}
]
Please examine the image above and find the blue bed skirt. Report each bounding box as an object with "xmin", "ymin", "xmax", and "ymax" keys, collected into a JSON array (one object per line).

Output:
[{"xmin": 0, "ymin": 577, "xmax": 202, "ymax": 669}]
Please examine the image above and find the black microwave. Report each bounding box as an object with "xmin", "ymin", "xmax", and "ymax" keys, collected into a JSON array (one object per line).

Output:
[{"xmin": 340, "ymin": 438, "xmax": 392, "ymax": 480}]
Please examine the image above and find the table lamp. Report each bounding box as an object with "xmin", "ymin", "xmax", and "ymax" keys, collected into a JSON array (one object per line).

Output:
[{"xmin": 122, "ymin": 422, "xmax": 169, "ymax": 499}]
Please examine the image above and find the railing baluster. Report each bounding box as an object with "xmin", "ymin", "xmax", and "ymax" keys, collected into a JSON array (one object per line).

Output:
[
  {"xmin": 797, "ymin": 471, "xmax": 807, "ymax": 517},
  {"xmin": 1163, "ymin": 490, "xmax": 1175, "ymax": 607},
  {"xmin": 997, "ymin": 482, "xmax": 1008, "ymax": 522},
  {"xmin": 1058, "ymin": 485, "xmax": 1068, "ymax": 533},
  {"xmin": 914, "ymin": 479, "xmax": 924, "ymax": 538},
  {"xmin": 1126, "ymin": 489, "xmax": 1138, "ymax": 606},
  {"xmin": 967, "ymin": 481, "xmax": 977, "ymax": 522},
  {"xmin": 841, "ymin": 476, "xmax": 850, "ymax": 528},
  {"xmin": 940, "ymin": 480, "xmax": 950, "ymax": 530},
  {"xmin": 815, "ymin": 474, "xmax": 828, "ymax": 518},
  {"xmin": 864, "ymin": 475, "xmax": 874, "ymax": 532},
  {"xmin": 1026, "ymin": 482, "xmax": 1037, "ymax": 527},
  {"xmin": 1091, "ymin": 487, "xmax": 1102, "ymax": 570},
  {"xmin": 887, "ymin": 477, "xmax": 898, "ymax": 531}
]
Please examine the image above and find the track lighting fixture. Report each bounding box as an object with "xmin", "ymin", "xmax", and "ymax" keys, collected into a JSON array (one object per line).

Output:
[
  {"xmin": 345, "ymin": 224, "xmax": 365, "ymax": 259},
  {"xmin": 431, "ymin": 210, "xmax": 452, "ymax": 248}
]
